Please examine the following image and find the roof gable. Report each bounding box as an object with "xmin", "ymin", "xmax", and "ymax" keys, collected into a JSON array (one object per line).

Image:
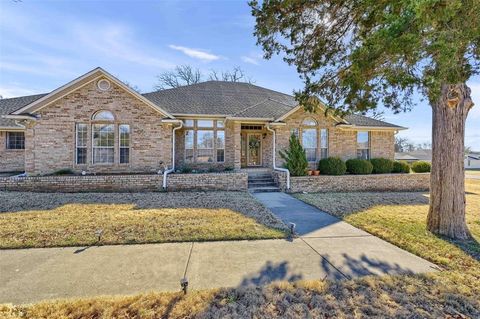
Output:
[{"xmin": 11, "ymin": 67, "xmax": 174, "ymax": 119}]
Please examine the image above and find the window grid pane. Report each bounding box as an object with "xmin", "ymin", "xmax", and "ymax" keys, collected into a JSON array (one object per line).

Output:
[
  {"xmin": 185, "ymin": 130, "xmax": 194, "ymax": 163},
  {"xmin": 356, "ymin": 131, "xmax": 370, "ymax": 159},
  {"xmin": 216, "ymin": 130, "xmax": 225, "ymax": 162},
  {"xmin": 93, "ymin": 124, "xmax": 114, "ymax": 164},
  {"xmin": 119, "ymin": 125, "xmax": 130, "ymax": 164},
  {"xmin": 76, "ymin": 124, "xmax": 87, "ymax": 164},
  {"xmin": 7, "ymin": 132, "xmax": 25, "ymax": 150},
  {"xmin": 197, "ymin": 120, "xmax": 214, "ymax": 128},
  {"xmin": 302, "ymin": 128, "xmax": 317, "ymax": 162},
  {"xmin": 320, "ymin": 129, "xmax": 328, "ymax": 159},
  {"xmin": 305, "ymin": 148, "xmax": 316, "ymax": 162},
  {"xmin": 197, "ymin": 130, "xmax": 214, "ymax": 163}
]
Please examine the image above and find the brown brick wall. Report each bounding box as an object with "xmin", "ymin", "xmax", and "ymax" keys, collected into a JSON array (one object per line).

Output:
[
  {"xmin": 167, "ymin": 172, "xmax": 247, "ymax": 191},
  {"xmin": 0, "ymin": 172, "xmax": 247, "ymax": 192},
  {"xmin": 0, "ymin": 131, "xmax": 25, "ymax": 172},
  {"xmin": 273, "ymin": 171, "xmax": 430, "ymax": 193},
  {"xmin": 275, "ymin": 109, "xmax": 396, "ymax": 168},
  {"xmin": 24, "ymin": 78, "xmax": 172, "ymax": 175}
]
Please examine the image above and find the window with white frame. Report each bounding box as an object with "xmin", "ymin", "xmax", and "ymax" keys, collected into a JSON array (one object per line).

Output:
[
  {"xmin": 75, "ymin": 124, "xmax": 88, "ymax": 164},
  {"xmin": 216, "ymin": 130, "xmax": 225, "ymax": 162},
  {"xmin": 6, "ymin": 132, "xmax": 25, "ymax": 150},
  {"xmin": 119, "ymin": 124, "xmax": 130, "ymax": 164},
  {"xmin": 185, "ymin": 130, "xmax": 194, "ymax": 163},
  {"xmin": 197, "ymin": 130, "xmax": 214, "ymax": 162},
  {"xmin": 320, "ymin": 129, "xmax": 328, "ymax": 159},
  {"xmin": 183, "ymin": 119, "xmax": 225, "ymax": 163},
  {"xmin": 357, "ymin": 131, "xmax": 370, "ymax": 159},
  {"xmin": 302, "ymin": 118, "xmax": 317, "ymax": 162},
  {"xmin": 92, "ymin": 124, "xmax": 115, "ymax": 164}
]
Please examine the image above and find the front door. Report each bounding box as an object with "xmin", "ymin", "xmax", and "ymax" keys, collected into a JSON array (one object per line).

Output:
[{"xmin": 247, "ymin": 133, "xmax": 262, "ymax": 166}]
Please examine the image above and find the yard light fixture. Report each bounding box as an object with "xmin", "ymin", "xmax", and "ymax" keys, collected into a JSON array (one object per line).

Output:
[
  {"xmin": 95, "ymin": 229, "xmax": 103, "ymax": 243},
  {"xmin": 180, "ymin": 277, "xmax": 189, "ymax": 294},
  {"xmin": 289, "ymin": 222, "xmax": 296, "ymax": 236}
]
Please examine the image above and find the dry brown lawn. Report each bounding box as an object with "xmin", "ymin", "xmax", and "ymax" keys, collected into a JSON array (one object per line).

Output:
[
  {"xmin": 2, "ymin": 182, "xmax": 480, "ymax": 318},
  {"xmin": 0, "ymin": 192, "xmax": 286, "ymax": 249}
]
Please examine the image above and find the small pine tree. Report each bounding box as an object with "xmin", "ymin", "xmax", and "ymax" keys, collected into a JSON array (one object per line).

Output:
[{"xmin": 279, "ymin": 134, "xmax": 308, "ymax": 176}]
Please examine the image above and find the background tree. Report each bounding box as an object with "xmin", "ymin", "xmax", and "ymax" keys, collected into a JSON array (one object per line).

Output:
[
  {"xmin": 250, "ymin": 0, "xmax": 479, "ymax": 239},
  {"xmin": 155, "ymin": 65, "xmax": 253, "ymax": 90},
  {"xmin": 155, "ymin": 65, "xmax": 202, "ymax": 90}
]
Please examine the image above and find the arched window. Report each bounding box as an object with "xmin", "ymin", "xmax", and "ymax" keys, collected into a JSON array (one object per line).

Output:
[
  {"xmin": 302, "ymin": 118, "xmax": 317, "ymax": 126},
  {"xmin": 92, "ymin": 110, "xmax": 115, "ymax": 121}
]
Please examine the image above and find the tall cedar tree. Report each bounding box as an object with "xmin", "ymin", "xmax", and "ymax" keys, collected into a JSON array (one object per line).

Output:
[
  {"xmin": 250, "ymin": 0, "xmax": 479, "ymax": 239},
  {"xmin": 279, "ymin": 134, "xmax": 309, "ymax": 176}
]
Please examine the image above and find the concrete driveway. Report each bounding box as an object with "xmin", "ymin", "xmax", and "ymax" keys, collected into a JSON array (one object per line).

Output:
[{"xmin": 0, "ymin": 193, "xmax": 438, "ymax": 305}]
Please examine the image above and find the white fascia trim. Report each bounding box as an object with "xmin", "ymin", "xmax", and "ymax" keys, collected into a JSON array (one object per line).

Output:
[
  {"xmin": 0, "ymin": 126, "xmax": 25, "ymax": 131},
  {"xmin": 2, "ymin": 114, "xmax": 37, "ymax": 121},
  {"xmin": 161, "ymin": 119, "xmax": 183, "ymax": 124},
  {"xmin": 12, "ymin": 67, "xmax": 175, "ymax": 119}
]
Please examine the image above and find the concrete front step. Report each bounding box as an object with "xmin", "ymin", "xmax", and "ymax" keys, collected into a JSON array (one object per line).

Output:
[
  {"xmin": 248, "ymin": 182, "xmax": 277, "ymax": 187},
  {"xmin": 249, "ymin": 186, "xmax": 281, "ymax": 193}
]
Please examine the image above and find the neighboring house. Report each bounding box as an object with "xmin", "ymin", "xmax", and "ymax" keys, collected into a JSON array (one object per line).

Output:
[
  {"xmin": 465, "ymin": 153, "xmax": 480, "ymax": 169},
  {"xmin": 395, "ymin": 150, "xmax": 432, "ymax": 163},
  {"xmin": 0, "ymin": 67, "xmax": 405, "ymax": 175}
]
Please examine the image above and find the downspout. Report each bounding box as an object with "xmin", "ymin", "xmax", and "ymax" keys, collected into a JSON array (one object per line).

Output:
[
  {"xmin": 163, "ymin": 120, "xmax": 183, "ymax": 189},
  {"xmin": 266, "ymin": 125, "xmax": 290, "ymax": 190}
]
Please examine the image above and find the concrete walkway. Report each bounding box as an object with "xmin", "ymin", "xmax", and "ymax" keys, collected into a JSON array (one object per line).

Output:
[{"xmin": 0, "ymin": 193, "xmax": 438, "ymax": 305}]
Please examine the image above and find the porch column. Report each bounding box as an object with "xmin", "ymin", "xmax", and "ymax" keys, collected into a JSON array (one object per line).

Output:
[{"xmin": 233, "ymin": 121, "xmax": 241, "ymax": 170}]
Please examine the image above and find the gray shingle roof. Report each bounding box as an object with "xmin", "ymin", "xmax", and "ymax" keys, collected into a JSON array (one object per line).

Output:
[
  {"xmin": 142, "ymin": 81, "xmax": 297, "ymax": 119},
  {"xmin": 0, "ymin": 81, "xmax": 404, "ymax": 129},
  {"xmin": 343, "ymin": 114, "xmax": 404, "ymax": 129},
  {"xmin": 0, "ymin": 94, "xmax": 47, "ymax": 128}
]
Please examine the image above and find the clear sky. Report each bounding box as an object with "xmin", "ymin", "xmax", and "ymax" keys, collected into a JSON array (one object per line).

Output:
[{"xmin": 0, "ymin": 0, "xmax": 478, "ymax": 149}]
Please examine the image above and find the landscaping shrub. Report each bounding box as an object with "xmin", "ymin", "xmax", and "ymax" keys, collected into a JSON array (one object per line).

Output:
[
  {"xmin": 180, "ymin": 166, "xmax": 192, "ymax": 174},
  {"xmin": 392, "ymin": 161, "xmax": 411, "ymax": 173},
  {"xmin": 411, "ymin": 161, "xmax": 431, "ymax": 173},
  {"xmin": 53, "ymin": 168, "xmax": 74, "ymax": 175},
  {"xmin": 369, "ymin": 158, "xmax": 394, "ymax": 174},
  {"xmin": 346, "ymin": 159, "xmax": 373, "ymax": 175},
  {"xmin": 318, "ymin": 157, "xmax": 347, "ymax": 175},
  {"xmin": 279, "ymin": 134, "xmax": 308, "ymax": 176}
]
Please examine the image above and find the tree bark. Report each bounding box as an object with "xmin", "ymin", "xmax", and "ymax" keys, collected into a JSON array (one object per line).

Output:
[{"xmin": 427, "ymin": 83, "xmax": 474, "ymax": 240}]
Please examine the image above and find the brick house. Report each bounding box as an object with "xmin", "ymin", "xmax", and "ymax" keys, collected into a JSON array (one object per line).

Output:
[{"xmin": 0, "ymin": 67, "xmax": 405, "ymax": 176}]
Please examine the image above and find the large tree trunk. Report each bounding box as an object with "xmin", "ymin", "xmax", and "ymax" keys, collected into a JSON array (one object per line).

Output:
[{"xmin": 427, "ymin": 83, "xmax": 474, "ymax": 240}]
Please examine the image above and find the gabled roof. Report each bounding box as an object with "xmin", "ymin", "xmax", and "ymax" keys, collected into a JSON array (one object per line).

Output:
[
  {"xmin": 142, "ymin": 81, "xmax": 297, "ymax": 119},
  {"xmin": 343, "ymin": 114, "xmax": 406, "ymax": 129},
  {"xmin": 8, "ymin": 67, "xmax": 174, "ymax": 119},
  {"xmin": 1, "ymin": 68, "xmax": 405, "ymax": 130},
  {"xmin": 0, "ymin": 94, "xmax": 47, "ymax": 129}
]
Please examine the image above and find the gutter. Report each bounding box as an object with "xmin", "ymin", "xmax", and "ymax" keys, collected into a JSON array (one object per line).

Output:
[
  {"xmin": 162, "ymin": 119, "xmax": 183, "ymax": 189},
  {"xmin": 266, "ymin": 124, "xmax": 290, "ymax": 190}
]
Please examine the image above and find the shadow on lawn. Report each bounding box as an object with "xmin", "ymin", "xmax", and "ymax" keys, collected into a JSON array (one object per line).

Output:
[{"xmin": 188, "ymin": 255, "xmax": 447, "ymax": 318}]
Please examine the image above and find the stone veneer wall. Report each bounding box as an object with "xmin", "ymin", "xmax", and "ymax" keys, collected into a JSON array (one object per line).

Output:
[
  {"xmin": 273, "ymin": 171, "xmax": 430, "ymax": 193},
  {"xmin": 0, "ymin": 131, "xmax": 25, "ymax": 172},
  {"xmin": 0, "ymin": 172, "xmax": 247, "ymax": 192}
]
